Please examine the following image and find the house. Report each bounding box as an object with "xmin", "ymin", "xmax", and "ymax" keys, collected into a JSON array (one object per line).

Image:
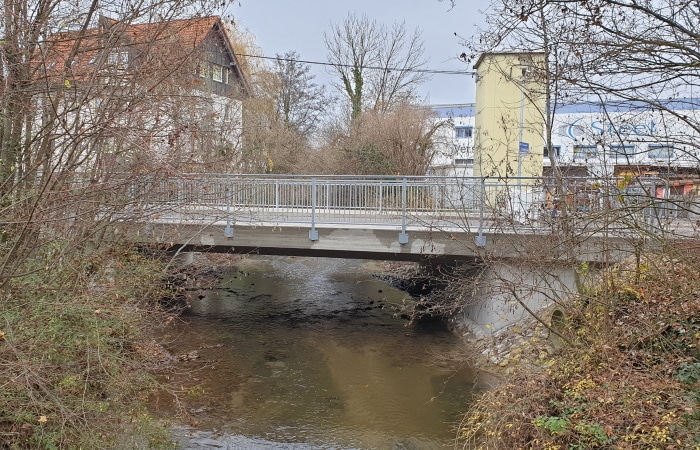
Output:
[{"xmin": 38, "ymin": 14, "xmax": 250, "ymax": 175}]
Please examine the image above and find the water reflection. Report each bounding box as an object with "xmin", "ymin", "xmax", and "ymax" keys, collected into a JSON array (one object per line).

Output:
[{"xmin": 154, "ymin": 256, "xmax": 479, "ymax": 449}]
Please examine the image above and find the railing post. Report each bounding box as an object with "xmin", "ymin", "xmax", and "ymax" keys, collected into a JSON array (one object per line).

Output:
[
  {"xmin": 224, "ymin": 185, "xmax": 234, "ymax": 238},
  {"xmin": 275, "ymin": 181, "xmax": 279, "ymax": 210},
  {"xmin": 433, "ymin": 178, "xmax": 439, "ymax": 212},
  {"xmin": 399, "ymin": 177, "xmax": 409, "ymax": 245},
  {"xmin": 476, "ymin": 177, "xmax": 486, "ymax": 247},
  {"xmin": 646, "ymin": 177, "xmax": 668, "ymax": 232},
  {"xmin": 309, "ymin": 177, "xmax": 319, "ymax": 241}
]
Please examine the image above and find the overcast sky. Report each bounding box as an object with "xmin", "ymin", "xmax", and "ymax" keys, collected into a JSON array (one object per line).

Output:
[{"xmin": 228, "ymin": 0, "xmax": 493, "ymax": 106}]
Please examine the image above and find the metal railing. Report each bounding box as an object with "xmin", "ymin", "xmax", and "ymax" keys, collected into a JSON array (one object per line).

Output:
[{"xmin": 128, "ymin": 174, "xmax": 692, "ymax": 243}]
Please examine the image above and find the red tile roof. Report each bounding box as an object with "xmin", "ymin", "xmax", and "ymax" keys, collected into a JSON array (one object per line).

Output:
[{"xmin": 40, "ymin": 15, "xmax": 248, "ymax": 93}]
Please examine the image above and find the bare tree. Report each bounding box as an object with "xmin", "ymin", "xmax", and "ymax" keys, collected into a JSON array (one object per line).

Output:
[
  {"xmin": 239, "ymin": 53, "xmax": 326, "ymax": 174},
  {"xmin": 463, "ymin": 0, "xmax": 700, "ymax": 168},
  {"xmin": 324, "ymin": 12, "xmax": 429, "ymax": 121},
  {"xmin": 448, "ymin": 0, "xmax": 700, "ymax": 295},
  {"xmin": 0, "ymin": 2, "xmax": 248, "ymax": 446},
  {"xmin": 273, "ymin": 50, "xmax": 330, "ymax": 136},
  {"xmin": 447, "ymin": 1, "xmax": 700, "ymax": 447}
]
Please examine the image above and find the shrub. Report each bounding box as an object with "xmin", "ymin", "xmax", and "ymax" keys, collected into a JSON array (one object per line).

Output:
[
  {"xmin": 0, "ymin": 246, "xmax": 176, "ymax": 448},
  {"xmin": 458, "ymin": 249, "xmax": 700, "ymax": 449}
]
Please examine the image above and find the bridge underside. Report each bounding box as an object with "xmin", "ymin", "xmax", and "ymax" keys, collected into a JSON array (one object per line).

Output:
[
  {"xmin": 122, "ymin": 222, "xmax": 484, "ymax": 262},
  {"xmin": 168, "ymin": 243, "xmax": 458, "ymax": 261},
  {"xmin": 119, "ymin": 221, "xmax": 630, "ymax": 263},
  {"xmin": 118, "ymin": 220, "xmax": 647, "ymax": 335}
]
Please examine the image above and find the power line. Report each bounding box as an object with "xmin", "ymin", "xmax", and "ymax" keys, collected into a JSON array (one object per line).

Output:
[{"xmin": 237, "ymin": 53, "xmax": 476, "ymax": 76}]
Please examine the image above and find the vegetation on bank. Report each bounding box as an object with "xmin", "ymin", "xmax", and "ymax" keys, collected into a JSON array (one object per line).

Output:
[
  {"xmin": 0, "ymin": 245, "xmax": 178, "ymax": 449},
  {"xmin": 458, "ymin": 244, "xmax": 700, "ymax": 449}
]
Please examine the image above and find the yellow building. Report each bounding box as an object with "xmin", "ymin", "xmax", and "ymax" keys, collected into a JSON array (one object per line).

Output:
[{"xmin": 473, "ymin": 52, "xmax": 545, "ymax": 180}]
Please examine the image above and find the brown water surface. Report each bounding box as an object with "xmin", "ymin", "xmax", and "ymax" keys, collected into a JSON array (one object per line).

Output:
[{"xmin": 152, "ymin": 256, "xmax": 482, "ymax": 449}]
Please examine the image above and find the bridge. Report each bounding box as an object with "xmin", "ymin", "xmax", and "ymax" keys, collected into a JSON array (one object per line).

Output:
[
  {"xmin": 119, "ymin": 174, "xmax": 695, "ymax": 262},
  {"xmin": 116, "ymin": 173, "xmax": 697, "ymax": 335}
]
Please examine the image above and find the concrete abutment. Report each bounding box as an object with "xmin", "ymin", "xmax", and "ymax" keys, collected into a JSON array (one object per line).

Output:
[{"xmin": 456, "ymin": 260, "xmax": 579, "ymax": 337}]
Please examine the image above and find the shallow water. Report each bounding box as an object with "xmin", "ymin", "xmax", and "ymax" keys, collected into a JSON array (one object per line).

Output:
[{"xmin": 152, "ymin": 256, "xmax": 481, "ymax": 449}]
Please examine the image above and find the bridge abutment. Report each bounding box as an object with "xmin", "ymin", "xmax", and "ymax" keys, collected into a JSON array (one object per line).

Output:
[{"xmin": 458, "ymin": 260, "xmax": 578, "ymax": 337}]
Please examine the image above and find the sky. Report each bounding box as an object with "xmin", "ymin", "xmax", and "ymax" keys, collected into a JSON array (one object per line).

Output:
[{"xmin": 227, "ymin": 0, "xmax": 493, "ymax": 106}]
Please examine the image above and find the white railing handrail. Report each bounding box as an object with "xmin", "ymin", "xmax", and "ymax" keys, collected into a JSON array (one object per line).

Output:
[{"xmin": 117, "ymin": 174, "xmax": 693, "ymax": 245}]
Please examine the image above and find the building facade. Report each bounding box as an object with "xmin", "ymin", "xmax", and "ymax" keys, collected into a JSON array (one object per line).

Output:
[
  {"xmin": 431, "ymin": 98, "xmax": 700, "ymax": 186},
  {"xmin": 39, "ymin": 15, "xmax": 250, "ymax": 176}
]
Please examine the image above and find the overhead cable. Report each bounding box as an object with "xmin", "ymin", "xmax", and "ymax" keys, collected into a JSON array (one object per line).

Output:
[{"xmin": 236, "ymin": 53, "xmax": 476, "ymax": 76}]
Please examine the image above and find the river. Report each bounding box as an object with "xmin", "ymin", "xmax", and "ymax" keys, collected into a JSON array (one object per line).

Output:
[{"xmin": 152, "ymin": 256, "xmax": 482, "ymax": 449}]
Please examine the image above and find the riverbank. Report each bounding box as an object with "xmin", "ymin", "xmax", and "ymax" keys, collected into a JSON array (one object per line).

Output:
[
  {"xmin": 0, "ymin": 247, "xmax": 178, "ymax": 449},
  {"xmin": 457, "ymin": 249, "xmax": 700, "ymax": 448}
]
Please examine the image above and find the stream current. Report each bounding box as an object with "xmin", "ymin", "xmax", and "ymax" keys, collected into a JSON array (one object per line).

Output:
[{"xmin": 153, "ymin": 256, "xmax": 482, "ymax": 449}]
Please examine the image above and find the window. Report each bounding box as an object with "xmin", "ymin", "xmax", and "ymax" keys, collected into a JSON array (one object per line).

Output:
[
  {"xmin": 212, "ymin": 64, "xmax": 223, "ymax": 82},
  {"xmin": 609, "ymin": 144, "xmax": 636, "ymax": 159},
  {"xmin": 108, "ymin": 50, "xmax": 129, "ymax": 69},
  {"xmin": 573, "ymin": 145, "xmax": 598, "ymax": 160},
  {"xmin": 455, "ymin": 126, "xmax": 473, "ymax": 139},
  {"xmin": 647, "ymin": 144, "xmax": 675, "ymax": 160},
  {"xmin": 223, "ymin": 104, "xmax": 236, "ymax": 123},
  {"xmin": 454, "ymin": 158, "xmax": 474, "ymax": 165},
  {"xmin": 544, "ymin": 145, "xmax": 561, "ymax": 158}
]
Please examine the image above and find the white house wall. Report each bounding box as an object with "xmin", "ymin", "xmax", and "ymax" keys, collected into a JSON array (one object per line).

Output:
[
  {"xmin": 38, "ymin": 87, "xmax": 244, "ymax": 176},
  {"xmin": 431, "ymin": 104, "xmax": 476, "ymax": 177}
]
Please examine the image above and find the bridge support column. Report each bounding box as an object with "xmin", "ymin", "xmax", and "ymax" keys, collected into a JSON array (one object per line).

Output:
[{"xmin": 458, "ymin": 260, "xmax": 577, "ymax": 337}]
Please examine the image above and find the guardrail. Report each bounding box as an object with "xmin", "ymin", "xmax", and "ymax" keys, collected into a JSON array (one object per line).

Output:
[{"xmin": 128, "ymin": 174, "xmax": 693, "ymax": 245}]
